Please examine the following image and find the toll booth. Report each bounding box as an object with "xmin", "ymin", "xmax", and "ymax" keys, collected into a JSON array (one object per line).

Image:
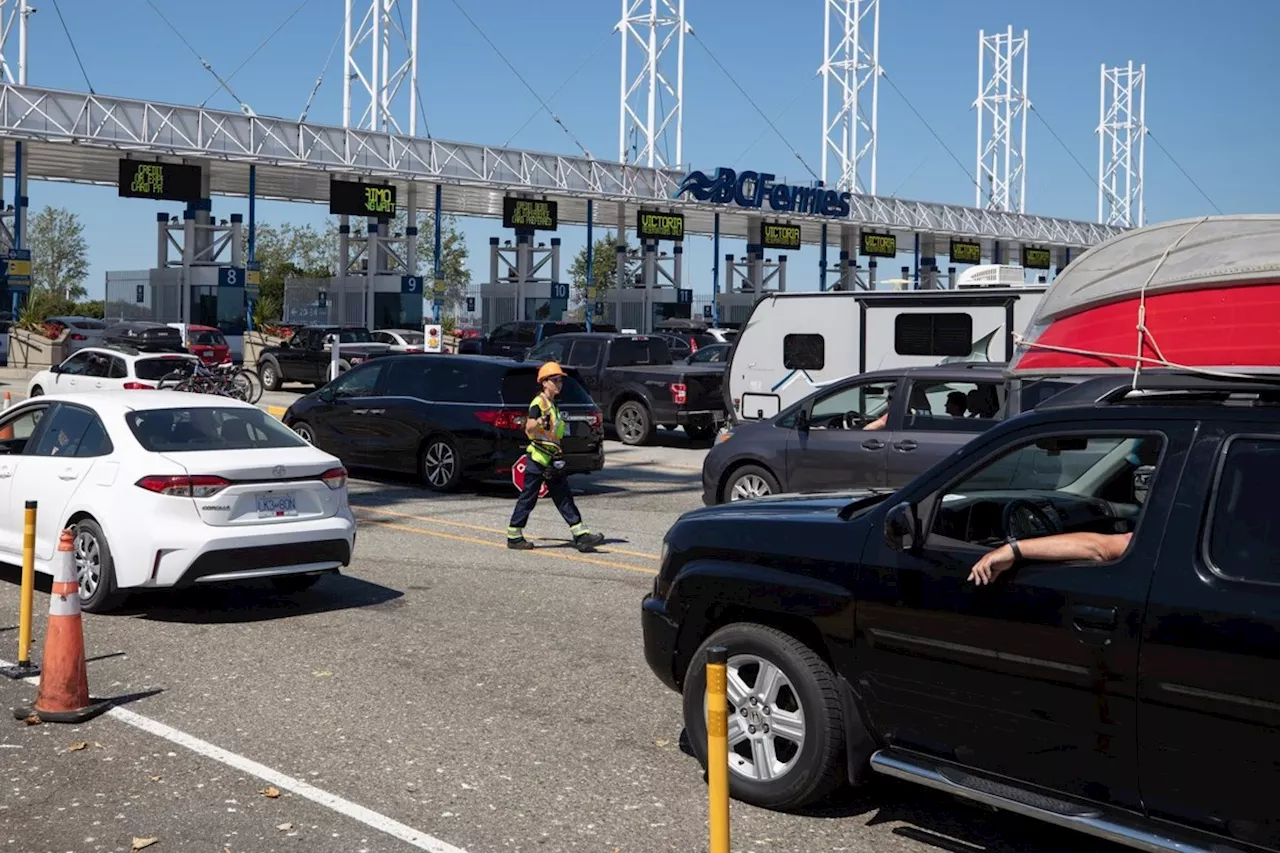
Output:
[
  {"xmin": 594, "ymin": 208, "xmax": 689, "ymax": 333},
  {"xmin": 714, "ymin": 239, "xmax": 790, "ymax": 326},
  {"xmin": 480, "ymin": 233, "xmax": 566, "ymax": 328}
]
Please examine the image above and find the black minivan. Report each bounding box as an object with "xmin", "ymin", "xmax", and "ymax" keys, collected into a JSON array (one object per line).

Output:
[{"xmin": 282, "ymin": 354, "xmax": 605, "ymax": 491}]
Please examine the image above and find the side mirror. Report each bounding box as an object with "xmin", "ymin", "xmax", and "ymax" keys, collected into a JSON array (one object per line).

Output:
[
  {"xmin": 884, "ymin": 501, "xmax": 920, "ymax": 552},
  {"xmin": 50, "ymin": 364, "xmax": 62, "ymax": 374}
]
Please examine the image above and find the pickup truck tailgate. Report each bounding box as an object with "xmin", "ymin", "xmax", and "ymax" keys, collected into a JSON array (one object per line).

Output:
[{"xmin": 682, "ymin": 368, "xmax": 726, "ymax": 411}]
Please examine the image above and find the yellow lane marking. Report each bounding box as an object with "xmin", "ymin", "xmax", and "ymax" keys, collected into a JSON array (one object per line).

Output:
[
  {"xmin": 351, "ymin": 503, "xmax": 662, "ymax": 561},
  {"xmin": 265, "ymin": 405, "xmax": 288, "ymax": 418},
  {"xmin": 358, "ymin": 517, "xmax": 658, "ymax": 576}
]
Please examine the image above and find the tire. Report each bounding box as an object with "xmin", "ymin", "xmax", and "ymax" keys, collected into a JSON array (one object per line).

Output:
[
  {"xmin": 259, "ymin": 359, "xmax": 282, "ymax": 392},
  {"xmin": 71, "ymin": 518, "xmax": 123, "ymax": 614},
  {"xmin": 156, "ymin": 371, "xmax": 186, "ymax": 391},
  {"xmin": 682, "ymin": 624, "xmax": 846, "ymax": 811},
  {"xmin": 270, "ymin": 574, "xmax": 324, "ymax": 594},
  {"xmin": 291, "ymin": 420, "xmax": 316, "ymax": 445},
  {"xmin": 28, "ymin": 385, "xmax": 42, "ymax": 397},
  {"xmin": 614, "ymin": 400, "xmax": 655, "ymax": 446},
  {"xmin": 229, "ymin": 368, "xmax": 261, "ymax": 403},
  {"xmin": 685, "ymin": 422, "xmax": 717, "ymax": 442},
  {"xmin": 723, "ymin": 464, "xmax": 780, "ymax": 503},
  {"xmin": 420, "ymin": 435, "xmax": 463, "ymax": 492}
]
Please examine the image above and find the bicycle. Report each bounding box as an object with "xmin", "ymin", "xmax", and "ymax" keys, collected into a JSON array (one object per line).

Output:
[{"xmin": 158, "ymin": 360, "xmax": 262, "ymax": 403}]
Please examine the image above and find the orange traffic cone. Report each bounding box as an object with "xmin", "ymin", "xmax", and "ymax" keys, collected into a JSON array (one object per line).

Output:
[
  {"xmin": 12, "ymin": 530, "xmax": 109, "ymax": 724},
  {"xmin": 2, "ymin": 391, "xmax": 10, "ymax": 410}
]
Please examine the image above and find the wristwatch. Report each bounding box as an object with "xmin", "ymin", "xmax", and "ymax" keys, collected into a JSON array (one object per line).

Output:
[{"xmin": 1006, "ymin": 537, "xmax": 1023, "ymax": 562}]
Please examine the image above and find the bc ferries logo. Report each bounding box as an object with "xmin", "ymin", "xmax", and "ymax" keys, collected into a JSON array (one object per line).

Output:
[{"xmin": 673, "ymin": 167, "xmax": 852, "ymax": 219}]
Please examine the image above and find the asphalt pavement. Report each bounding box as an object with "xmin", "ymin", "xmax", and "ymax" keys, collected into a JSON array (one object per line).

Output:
[{"xmin": 0, "ymin": 379, "xmax": 1127, "ymax": 853}]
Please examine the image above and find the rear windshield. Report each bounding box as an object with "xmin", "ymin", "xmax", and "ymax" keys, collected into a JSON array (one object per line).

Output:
[
  {"xmin": 140, "ymin": 326, "xmax": 181, "ymax": 340},
  {"xmin": 500, "ymin": 370, "xmax": 594, "ymax": 406},
  {"xmin": 337, "ymin": 329, "xmax": 373, "ymax": 343},
  {"xmin": 398, "ymin": 332, "xmax": 425, "ymax": 345},
  {"xmin": 67, "ymin": 319, "xmax": 106, "ymax": 330},
  {"xmin": 542, "ymin": 324, "xmax": 586, "ymax": 338},
  {"xmin": 126, "ymin": 407, "xmax": 307, "ymax": 452},
  {"xmin": 134, "ymin": 356, "xmax": 198, "ymax": 381},
  {"xmin": 607, "ymin": 337, "xmax": 671, "ymax": 366},
  {"xmin": 190, "ymin": 330, "xmax": 226, "ymax": 346}
]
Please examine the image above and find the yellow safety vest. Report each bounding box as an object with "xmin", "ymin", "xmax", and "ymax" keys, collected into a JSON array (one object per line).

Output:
[{"xmin": 526, "ymin": 394, "xmax": 566, "ymax": 466}]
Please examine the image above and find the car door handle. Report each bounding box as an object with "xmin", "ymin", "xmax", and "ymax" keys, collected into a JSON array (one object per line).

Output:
[
  {"xmin": 352, "ymin": 408, "xmax": 368, "ymax": 415},
  {"xmin": 893, "ymin": 440, "xmax": 918, "ymax": 451},
  {"xmin": 0, "ymin": 466, "xmax": 13, "ymax": 478},
  {"xmin": 1072, "ymin": 604, "xmax": 1118, "ymax": 632},
  {"xmin": 861, "ymin": 439, "xmax": 885, "ymax": 450},
  {"xmin": 58, "ymin": 468, "xmax": 79, "ymax": 481}
]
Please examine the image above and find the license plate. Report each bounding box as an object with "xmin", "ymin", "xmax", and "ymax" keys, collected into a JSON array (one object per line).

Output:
[{"xmin": 256, "ymin": 492, "xmax": 297, "ymax": 517}]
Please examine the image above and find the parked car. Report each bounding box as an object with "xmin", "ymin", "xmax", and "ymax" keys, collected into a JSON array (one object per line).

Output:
[
  {"xmin": 180, "ymin": 323, "xmax": 232, "ymax": 365},
  {"xmin": 685, "ymin": 343, "xmax": 731, "ymax": 365},
  {"xmin": 457, "ymin": 320, "xmax": 587, "ymax": 360},
  {"xmin": 101, "ymin": 321, "xmax": 186, "ymax": 353},
  {"xmin": 644, "ymin": 370, "xmax": 1280, "ymax": 852},
  {"xmin": 372, "ymin": 328, "xmax": 426, "ymax": 352},
  {"xmin": 46, "ymin": 316, "xmax": 107, "ymax": 354},
  {"xmin": 522, "ymin": 332, "xmax": 727, "ymax": 445},
  {"xmin": 0, "ymin": 390, "xmax": 354, "ymax": 612},
  {"xmin": 256, "ymin": 326, "xmax": 392, "ymax": 391},
  {"xmin": 27, "ymin": 346, "xmax": 201, "ymax": 396},
  {"xmin": 282, "ymin": 354, "xmax": 604, "ymax": 491}
]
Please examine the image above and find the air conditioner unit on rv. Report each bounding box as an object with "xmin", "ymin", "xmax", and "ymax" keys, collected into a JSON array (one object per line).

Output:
[{"xmin": 955, "ymin": 264, "xmax": 1029, "ymax": 288}]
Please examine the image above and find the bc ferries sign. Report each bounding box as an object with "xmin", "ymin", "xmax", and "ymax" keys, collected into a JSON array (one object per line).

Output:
[{"xmin": 673, "ymin": 167, "xmax": 852, "ymax": 219}]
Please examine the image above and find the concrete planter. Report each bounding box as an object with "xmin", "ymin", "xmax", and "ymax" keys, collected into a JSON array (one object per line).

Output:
[
  {"xmin": 9, "ymin": 327, "xmax": 69, "ymax": 368},
  {"xmin": 242, "ymin": 331, "xmax": 288, "ymax": 368}
]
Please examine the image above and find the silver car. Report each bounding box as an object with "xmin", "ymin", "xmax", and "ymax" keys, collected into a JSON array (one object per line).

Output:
[{"xmin": 47, "ymin": 316, "xmax": 107, "ymax": 354}]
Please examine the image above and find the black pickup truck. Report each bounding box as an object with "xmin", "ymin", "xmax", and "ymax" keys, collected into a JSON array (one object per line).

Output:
[
  {"xmin": 256, "ymin": 325, "xmax": 391, "ymax": 391},
  {"xmin": 643, "ymin": 371, "xmax": 1280, "ymax": 853},
  {"xmin": 523, "ymin": 332, "xmax": 727, "ymax": 445},
  {"xmin": 457, "ymin": 320, "xmax": 587, "ymax": 360}
]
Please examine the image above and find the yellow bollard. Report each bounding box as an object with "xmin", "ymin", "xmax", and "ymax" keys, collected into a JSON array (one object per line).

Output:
[
  {"xmin": 706, "ymin": 645, "xmax": 730, "ymax": 853},
  {"xmin": 1, "ymin": 500, "xmax": 39, "ymax": 680}
]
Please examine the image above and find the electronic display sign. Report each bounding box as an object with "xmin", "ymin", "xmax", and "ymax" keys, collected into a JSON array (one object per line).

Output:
[
  {"xmin": 118, "ymin": 159, "xmax": 203, "ymax": 202},
  {"xmin": 503, "ymin": 197, "xmax": 558, "ymax": 231},
  {"xmin": 761, "ymin": 222, "xmax": 802, "ymax": 251},
  {"xmin": 860, "ymin": 232, "xmax": 897, "ymax": 258},
  {"xmin": 1022, "ymin": 246, "xmax": 1052, "ymax": 270},
  {"xmin": 949, "ymin": 239, "xmax": 982, "ymax": 264},
  {"xmin": 636, "ymin": 210, "xmax": 685, "ymax": 241},
  {"xmin": 329, "ymin": 179, "xmax": 397, "ymax": 218}
]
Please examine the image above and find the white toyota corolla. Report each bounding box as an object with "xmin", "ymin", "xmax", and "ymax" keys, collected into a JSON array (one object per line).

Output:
[{"xmin": 0, "ymin": 390, "xmax": 356, "ymax": 611}]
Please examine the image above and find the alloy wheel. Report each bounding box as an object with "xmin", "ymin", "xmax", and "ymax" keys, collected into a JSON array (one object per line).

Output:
[
  {"xmin": 424, "ymin": 441, "xmax": 456, "ymax": 488},
  {"xmin": 718, "ymin": 653, "xmax": 807, "ymax": 782},
  {"xmin": 618, "ymin": 407, "xmax": 643, "ymax": 443},
  {"xmin": 731, "ymin": 474, "xmax": 772, "ymax": 500},
  {"xmin": 293, "ymin": 424, "xmax": 315, "ymax": 444},
  {"xmin": 73, "ymin": 528, "xmax": 102, "ymax": 601}
]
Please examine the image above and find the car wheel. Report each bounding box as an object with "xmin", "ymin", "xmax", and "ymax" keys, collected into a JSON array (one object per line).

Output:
[
  {"xmin": 291, "ymin": 420, "xmax": 316, "ymax": 445},
  {"xmin": 614, "ymin": 401, "xmax": 654, "ymax": 446},
  {"xmin": 270, "ymin": 574, "xmax": 324, "ymax": 594},
  {"xmin": 683, "ymin": 624, "xmax": 846, "ymax": 811},
  {"xmin": 724, "ymin": 464, "xmax": 779, "ymax": 502},
  {"xmin": 420, "ymin": 436, "xmax": 462, "ymax": 492},
  {"xmin": 259, "ymin": 360, "xmax": 281, "ymax": 392},
  {"xmin": 72, "ymin": 518, "xmax": 122, "ymax": 614},
  {"xmin": 28, "ymin": 385, "xmax": 42, "ymax": 397},
  {"xmin": 685, "ymin": 423, "xmax": 717, "ymax": 442}
]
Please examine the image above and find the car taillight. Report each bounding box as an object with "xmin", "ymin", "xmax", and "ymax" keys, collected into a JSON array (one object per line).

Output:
[
  {"xmin": 135, "ymin": 474, "xmax": 229, "ymax": 497},
  {"xmin": 70, "ymin": 333, "xmax": 87, "ymax": 341},
  {"xmin": 122, "ymin": 382, "xmax": 154, "ymax": 390},
  {"xmin": 670, "ymin": 383, "xmax": 688, "ymax": 405},
  {"xmin": 589, "ymin": 410, "xmax": 603, "ymax": 429},
  {"xmin": 475, "ymin": 410, "xmax": 525, "ymax": 430},
  {"xmin": 321, "ymin": 467, "xmax": 347, "ymax": 490}
]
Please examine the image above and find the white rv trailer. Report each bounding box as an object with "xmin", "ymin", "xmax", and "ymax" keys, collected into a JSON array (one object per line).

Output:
[{"xmin": 726, "ymin": 266, "xmax": 1047, "ymax": 422}]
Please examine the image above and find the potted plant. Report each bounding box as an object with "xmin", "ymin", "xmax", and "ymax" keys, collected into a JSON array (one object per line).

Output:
[{"xmin": 9, "ymin": 290, "xmax": 72, "ymax": 368}]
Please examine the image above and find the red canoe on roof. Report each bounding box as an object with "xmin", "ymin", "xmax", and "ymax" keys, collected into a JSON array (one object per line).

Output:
[{"xmin": 1010, "ymin": 214, "xmax": 1280, "ymax": 376}]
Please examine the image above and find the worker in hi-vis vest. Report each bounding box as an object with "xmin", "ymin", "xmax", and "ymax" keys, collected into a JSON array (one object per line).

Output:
[{"xmin": 507, "ymin": 361, "xmax": 606, "ymax": 552}]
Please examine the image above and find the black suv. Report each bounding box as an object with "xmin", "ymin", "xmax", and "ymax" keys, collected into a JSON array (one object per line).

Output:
[
  {"xmin": 101, "ymin": 321, "xmax": 185, "ymax": 353},
  {"xmin": 643, "ymin": 371, "xmax": 1280, "ymax": 853},
  {"xmin": 282, "ymin": 354, "xmax": 604, "ymax": 491}
]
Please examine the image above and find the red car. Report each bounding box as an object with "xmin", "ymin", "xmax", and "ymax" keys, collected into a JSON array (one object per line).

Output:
[{"xmin": 185, "ymin": 324, "xmax": 231, "ymax": 365}]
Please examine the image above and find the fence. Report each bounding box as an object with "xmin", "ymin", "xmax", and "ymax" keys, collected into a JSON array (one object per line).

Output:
[{"xmin": 104, "ymin": 269, "xmax": 183, "ymax": 323}]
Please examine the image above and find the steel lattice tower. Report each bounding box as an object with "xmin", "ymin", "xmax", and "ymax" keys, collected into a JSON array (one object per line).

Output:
[
  {"xmin": 1098, "ymin": 61, "xmax": 1146, "ymax": 228},
  {"xmin": 820, "ymin": 0, "xmax": 880, "ymax": 195},
  {"xmin": 974, "ymin": 26, "xmax": 1029, "ymax": 213},
  {"xmin": 343, "ymin": 0, "xmax": 420, "ymax": 134},
  {"xmin": 0, "ymin": 0, "xmax": 29, "ymax": 85},
  {"xmin": 617, "ymin": 0, "xmax": 688, "ymax": 169}
]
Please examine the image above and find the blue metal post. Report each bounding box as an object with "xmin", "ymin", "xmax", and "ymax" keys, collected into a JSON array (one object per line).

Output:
[
  {"xmin": 585, "ymin": 198, "xmax": 594, "ymax": 332},
  {"xmin": 433, "ymin": 184, "xmax": 443, "ymax": 324},
  {"xmin": 13, "ymin": 141, "xmax": 23, "ymax": 249},
  {"xmin": 712, "ymin": 213, "xmax": 721, "ymax": 327},
  {"xmin": 913, "ymin": 233, "xmax": 920, "ymax": 288},
  {"xmin": 247, "ymin": 165, "xmax": 257, "ymax": 263},
  {"xmin": 819, "ymin": 223, "xmax": 828, "ymax": 291}
]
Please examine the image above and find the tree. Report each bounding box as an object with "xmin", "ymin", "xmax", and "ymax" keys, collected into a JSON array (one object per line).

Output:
[
  {"xmin": 249, "ymin": 222, "xmax": 336, "ymax": 324},
  {"xmin": 363, "ymin": 210, "xmax": 472, "ymax": 310},
  {"xmin": 568, "ymin": 231, "xmax": 637, "ymax": 305},
  {"xmin": 28, "ymin": 206, "xmax": 89, "ymax": 300}
]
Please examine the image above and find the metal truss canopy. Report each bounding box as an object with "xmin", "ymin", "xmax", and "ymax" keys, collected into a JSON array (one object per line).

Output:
[{"xmin": 0, "ymin": 83, "xmax": 1123, "ymax": 250}]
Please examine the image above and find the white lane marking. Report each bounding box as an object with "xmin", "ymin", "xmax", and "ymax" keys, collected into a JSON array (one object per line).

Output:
[{"xmin": 0, "ymin": 658, "xmax": 467, "ymax": 853}]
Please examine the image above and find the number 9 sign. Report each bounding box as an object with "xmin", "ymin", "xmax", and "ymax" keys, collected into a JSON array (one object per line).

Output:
[{"xmin": 402, "ymin": 276, "xmax": 422, "ymax": 294}]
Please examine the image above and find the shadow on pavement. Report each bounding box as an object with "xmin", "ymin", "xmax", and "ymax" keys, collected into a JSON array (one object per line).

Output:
[{"xmin": 114, "ymin": 573, "xmax": 403, "ymax": 625}]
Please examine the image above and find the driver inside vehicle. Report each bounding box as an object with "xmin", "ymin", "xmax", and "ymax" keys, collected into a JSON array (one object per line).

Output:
[{"xmin": 962, "ymin": 435, "xmax": 1160, "ymax": 585}]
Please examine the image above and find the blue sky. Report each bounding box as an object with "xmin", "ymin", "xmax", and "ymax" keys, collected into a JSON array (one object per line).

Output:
[{"xmin": 16, "ymin": 0, "xmax": 1280, "ymax": 300}]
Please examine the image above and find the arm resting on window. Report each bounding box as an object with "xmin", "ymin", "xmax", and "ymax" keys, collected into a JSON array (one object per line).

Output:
[{"xmin": 969, "ymin": 531, "xmax": 1133, "ymax": 585}]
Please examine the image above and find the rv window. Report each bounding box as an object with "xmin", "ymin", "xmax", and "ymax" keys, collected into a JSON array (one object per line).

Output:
[
  {"xmin": 783, "ymin": 334, "xmax": 825, "ymax": 371},
  {"xmin": 894, "ymin": 314, "xmax": 973, "ymax": 357}
]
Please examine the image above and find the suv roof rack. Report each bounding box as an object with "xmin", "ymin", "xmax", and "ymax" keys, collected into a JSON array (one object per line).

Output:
[
  {"xmin": 101, "ymin": 342, "xmax": 141, "ymax": 356},
  {"xmin": 1035, "ymin": 370, "xmax": 1280, "ymax": 411}
]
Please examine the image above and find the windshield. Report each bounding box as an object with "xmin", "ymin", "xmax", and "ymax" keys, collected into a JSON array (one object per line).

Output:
[
  {"xmin": 190, "ymin": 330, "xmax": 226, "ymax": 346},
  {"xmin": 500, "ymin": 370, "xmax": 595, "ymax": 406},
  {"xmin": 338, "ymin": 329, "xmax": 373, "ymax": 343},
  {"xmin": 399, "ymin": 332, "xmax": 425, "ymax": 345},
  {"xmin": 126, "ymin": 407, "xmax": 308, "ymax": 452}
]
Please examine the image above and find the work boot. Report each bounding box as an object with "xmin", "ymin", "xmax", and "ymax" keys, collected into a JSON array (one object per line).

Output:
[
  {"xmin": 507, "ymin": 536, "xmax": 535, "ymax": 550},
  {"xmin": 573, "ymin": 531, "xmax": 605, "ymax": 552}
]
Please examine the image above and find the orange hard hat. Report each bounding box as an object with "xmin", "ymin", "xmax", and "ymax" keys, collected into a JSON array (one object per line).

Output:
[{"xmin": 537, "ymin": 361, "xmax": 567, "ymax": 383}]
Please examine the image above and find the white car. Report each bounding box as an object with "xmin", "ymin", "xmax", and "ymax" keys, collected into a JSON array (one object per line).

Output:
[
  {"xmin": 27, "ymin": 346, "xmax": 200, "ymax": 397},
  {"xmin": 372, "ymin": 328, "xmax": 427, "ymax": 352},
  {"xmin": 0, "ymin": 390, "xmax": 356, "ymax": 612}
]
